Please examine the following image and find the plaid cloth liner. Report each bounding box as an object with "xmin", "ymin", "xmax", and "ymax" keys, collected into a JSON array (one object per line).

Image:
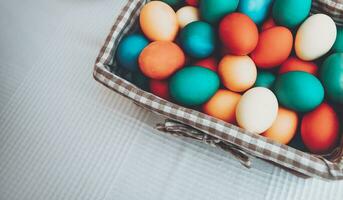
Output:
[
  {"xmin": 93, "ymin": 0, "xmax": 343, "ymax": 180},
  {"xmin": 312, "ymin": 0, "xmax": 343, "ymax": 26}
]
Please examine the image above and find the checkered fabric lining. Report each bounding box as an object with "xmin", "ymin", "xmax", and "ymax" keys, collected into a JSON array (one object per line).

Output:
[
  {"xmin": 93, "ymin": 0, "xmax": 343, "ymax": 180},
  {"xmin": 312, "ymin": 0, "xmax": 343, "ymax": 26}
]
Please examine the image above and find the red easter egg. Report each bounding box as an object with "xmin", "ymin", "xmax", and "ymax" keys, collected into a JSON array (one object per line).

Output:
[
  {"xmin": 219, "ymin": 13, "xmax": 259, "ymax": 55},
  {"xmin": 194, "ymin": 57, "xmax": 218, "ymax": 71},
  {"xmin": 279, "ymin": 57, "xmax": 318, "ymax": 75},
  {"xmin": 301, "ymin": 103, "xmax": 340, "ymax": 154},
  {"xmin": 261, "ymin": 17, "xmax": 276, "ymax": 31},
  {"xmin": 186, "ymin": 0, "xmax": 198, "ymax": 6},
  {"xmin": 250, "ymin": 26, "xmax": 293, "ymax": 68},
  {"xmin": 149, "ymin": 79, "xmax": 170, "ymax": 100}
]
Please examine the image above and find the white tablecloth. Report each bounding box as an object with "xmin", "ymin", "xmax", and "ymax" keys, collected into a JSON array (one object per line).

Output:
[{"xmin": 0, "ymin": 0, "xmax": 342, "ymax": 199}]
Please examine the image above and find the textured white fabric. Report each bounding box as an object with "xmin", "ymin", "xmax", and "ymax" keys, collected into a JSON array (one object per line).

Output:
[{"xmin": 0, "ymin": 0, "xmax": 342, "ymax": 200}]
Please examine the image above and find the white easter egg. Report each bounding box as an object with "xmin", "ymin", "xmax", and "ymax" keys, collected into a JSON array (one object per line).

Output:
[
  {"xmin": 176, "ymin": 6, "xmax": 199, "ymax": 28},
  {"xmin": 295, "ymin": 14, "xmax": 337, "ymax": 61},
  {"xmin": 236, "ymin": 87, "xmax": 278, "ymax": 134}
]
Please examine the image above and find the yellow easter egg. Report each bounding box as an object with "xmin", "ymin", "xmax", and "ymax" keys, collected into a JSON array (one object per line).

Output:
[
  {"xmin": 218, "ymin": 55, "xmax": 257, "ymax": 92},
  {"xmin": 176, "ymin": 6, "xmax": 200, "ymax": 28},
  {"xmin": 140, "ymin": 1, "xmax": 179, "ymax": 41}
]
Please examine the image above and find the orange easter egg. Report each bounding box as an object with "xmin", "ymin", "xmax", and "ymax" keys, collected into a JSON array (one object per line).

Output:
[
  {"xmin": 140, "ymin": 1, "xmax": 179, "ymax": 41},
  {"xmin": 279, "ymin": 57, "xmax": 318, "ymax": 75},
  {"xmin": 219, "ymin": 13, "xmax": 259, "ymax": 55},
  {"xmin": 250, "ymin": 26, "xmax": 293, "ymax": 68},
  {"xmin": 194, "ymin": 57, "xmax": 218, "ymax": 71},
  {"xmin": 139, "ymin": 41, "xmax": 185, "ymax": 80},
  {"xmin": 218, "ymin": 55, "xmax": 257, "ymax": 92},
  {"xmin": 202, "ymin": 89, "xmax": 241, "ymax": 123},
  {"xmin": 301, "ymin": 103, "xmax": 340, "ymax": 154},
  {"xmin": 262, "ymin": 107, "xmax": 298, "ymax": 144},
  {"xmin": 150, "ymin": 79, "xmax": 170, "ymax": 100}
]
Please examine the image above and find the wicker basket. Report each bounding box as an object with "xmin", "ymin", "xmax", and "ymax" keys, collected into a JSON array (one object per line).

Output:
[{"xmin": 94, "ymin": 0, "xmax": 343, "ymax": 180}]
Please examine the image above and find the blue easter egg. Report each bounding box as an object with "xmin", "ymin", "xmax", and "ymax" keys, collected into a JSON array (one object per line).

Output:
[
  {"xmin": 238, "ymin": 0, "xmax": 273, "ymax": 24},
  {"xmin": 180, "ymin": 21, "xmax": 216, "ymax": 58},
  {"xmin": 116, "ymin": 34, "xmax": 149, "ymax": 71}
]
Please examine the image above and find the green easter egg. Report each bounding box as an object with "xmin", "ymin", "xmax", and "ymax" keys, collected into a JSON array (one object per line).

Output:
[
  {"xmin": 180, "ymin": 21, "xmax": 215, "ymax": 58},
  {"xmin": 200, "ymin": 0, "xmax": 239, "ymax": 24},
  {"xmin": 170, "ymin": 66, "xmax": 220, "ymax": 106},
  {"xmin": 254, "ymin": 71, "xmax": 276, "ymax": 89},
  {"xmin": 332, "ymin": 27, "xmax": 343, "ymax": 53},
  {"xmin": 320, "ymin": 53, "xmax": 343, "ymax": 103},
  {"xmin": 161, "ymin": 0, "xmax": 184, "ymax": 6},
  {"xmin": 272, "ymin": 0, "xmax": 311, "ymax": 29},
  {"xmin": 274, "ymin": 71, "xmax": 324, "ymax": 112}
]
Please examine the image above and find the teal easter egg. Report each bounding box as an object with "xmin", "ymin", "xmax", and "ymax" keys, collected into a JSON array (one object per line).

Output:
[
  {"xmin": 332, "ymin": 27, "xmax": 343, "ymax": 53},
  {"xmin": 320, "ymin": 53, "xmax": 343, "ymax": 103},
  {"xmin": 180, "ymin": 21, "xmax": 215, "ymax": 58},
  {"xmin": 162, "ymin": 0, "xmax": 184, "ymax": 6},
  {"xmin": 254, "ymin": 71, "xmax": 275, "ymax": 88},
  {"xmin": 200, "ymin": 0, "xmax": 239, "ymax": 24},
  {"xmin": 116, "ymin": 34, "xmax": 149, "ymax": 71},
  {"xmin": 238, "ymin": 0, "xmax": 273, "ymax": 24},
  {"xmin": 272, "ymin": 0, "xmax": 311, "ymax": 29},
  {"xmin": 274, "ymin": 71, "xmax": 324, "ymax": 112},
  {"xmin": 170, "ymin": 66, "xmax": 220, "ymax": 106}
]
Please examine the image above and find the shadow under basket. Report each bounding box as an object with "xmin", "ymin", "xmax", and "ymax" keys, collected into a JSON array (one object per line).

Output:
[{"xmin": 93, "ymin": 0, "xmax": 343, "ymax": 180}]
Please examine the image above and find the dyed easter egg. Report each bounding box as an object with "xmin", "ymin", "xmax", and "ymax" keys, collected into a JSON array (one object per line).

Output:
[
  {"xmin": 236, "ymin": 87, "xmax": 278, "ymax": 134},
  {"xmin": 219, "ymin": 13, "xmax": 259, "ymax": 55},
  {"xmin": 200, "ymin": 0, "xmax": 239, "ymax": 24},
  {"xmin": 332, "ymin": 27, "xmax": 343, "ymax": 53},
  {"xmin": 320, "ymin": 53, "xmax": 343, "ymax": 103},
  {"xmin": 202, "ymin": 89, "xmax": 241, "ymax": 123},
  {"xmin": 279, "ymin": 57, "xmax": 318, "ymax": 76},
  {"xmin": 162, "ymin": 0, "xmax": 184, "ymax": 6},
  {"xmin": 261, "ymin": 17, "xmax": 276, "ymax": 31},
  {"xmin": 180, "ymin": 21, "xmax": 215, "ymax": 58},
  {"xmin": 150, "ymin": 79, "xmax": 170, "ymax": 100},
  {"xmin": 238, "ymin": 0, "xmax": 273, "ymax": 24},
  {"xmin": 295, "ymin": 14, "xmax": 337, "ymax": 61},
  {"xmin": 251, "ymin": 26, "xmax": 293, "ymax": 68},
  {"xmin": 254, "ymin": 71, "xmax": 275, "ymax": 89},
  {"xmin": 218, "ymin": 55, "xmax": 257, "ymax": 92},
  {"xmin": 139, "ymin": 41, "xmax": 185, "ymax": 80},
  {"xmin": 169, "ymin": 66, "xmax": 220, "ymax": 106},
  {"xmin": 186, "ymin": 0, "xmax": 198, "ymax": 6},
  {"xmin": 272, "ymin": 0, "xmax": 311, "ymax": 29},
  {"xmin": 140, "ymin": 1, "xmax": 179, "ymax": 41},
  {"xmin": 301, "ymin": 103, "xmax": 339, "ymax": 154},
  {"xmin": 262, "ymin": 107, "xmax": 298, "ymax": 145},
  {"xmin": 194, "ymin": 57, "xmax": 217, "ymax": 71},
  {"xmin": 274, "ymin": 71, "xmax": 324, "ymax": 112},
  {"xmin": 116, "ymin": 34, "xmax": 149, "ymax": 71},
  {"xmin": 176, "ymin": 6, "xmax": 200, "ymax": 28}
]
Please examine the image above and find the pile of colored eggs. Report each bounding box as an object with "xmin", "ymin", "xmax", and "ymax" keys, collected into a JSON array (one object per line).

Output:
[{"xmin": 115, "ymin": 0, "xmax": 343, "ymax": 154}]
